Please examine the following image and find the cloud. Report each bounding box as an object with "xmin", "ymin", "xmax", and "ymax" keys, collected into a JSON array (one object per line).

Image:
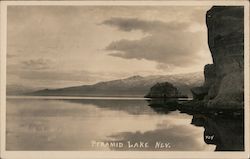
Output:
[
  {"xmin": 102, "ymin": 17, "xmax": 190, "ymax": 33},
  {"xmin": 7, "ymin": 68, "xmax": 103, "ymax": 84},
  {"xmin": 103, "ymin": 18, "xmax": 206, "ymax": 69},
  {"xmin": 7, "ymin": 53, "xmax": 18, "ymax": 59},
  {"xmin": 21, "ymin": 58, "xmax": 53, "ymax": 70},
  {"xmin": 7, "ymin": 6, "xmax": 212, "ymax": 90},
  {"xmin": 7, "ymin": 63, "xmax": 135, "ymax": 88}
]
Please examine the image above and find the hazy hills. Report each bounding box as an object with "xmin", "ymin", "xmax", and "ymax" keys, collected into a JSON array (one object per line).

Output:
[
  {"xmin": 25, "ymin": 72, "xmax": 203, "ymax": 97},
  {"xmin": 7, "ymin": 84, "xmax": 45, "ymax": 96}
]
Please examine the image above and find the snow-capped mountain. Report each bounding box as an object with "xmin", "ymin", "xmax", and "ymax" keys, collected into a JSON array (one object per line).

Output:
[{"xmin": 29, "ymin": 72, "xmax": 204, "ymax": 97}]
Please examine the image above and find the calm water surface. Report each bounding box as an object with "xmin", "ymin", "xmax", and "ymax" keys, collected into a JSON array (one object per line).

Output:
[{"xmin": 6, "ymin": 97, "xmax": 242, "ymax": 151}]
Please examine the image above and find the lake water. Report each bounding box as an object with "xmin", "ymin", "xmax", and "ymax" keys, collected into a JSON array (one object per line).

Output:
[{"xmin": 6, "ymin": 97, "xmax": 244, "ymax": 151}]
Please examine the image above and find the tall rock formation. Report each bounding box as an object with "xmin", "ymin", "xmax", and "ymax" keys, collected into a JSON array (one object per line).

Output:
[{"xmin": 192, "ymin": 6, "xmax": 244, "ymax": 109}]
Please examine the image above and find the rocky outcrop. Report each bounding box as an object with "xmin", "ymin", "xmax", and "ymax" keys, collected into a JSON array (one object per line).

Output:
[
  {"xmin": 145, "ymin": 82, "xmax": 187, "ymax": 98},
  {"xmin": 191, "ymin": 6, "xmax": 244, "ymax": 109}
]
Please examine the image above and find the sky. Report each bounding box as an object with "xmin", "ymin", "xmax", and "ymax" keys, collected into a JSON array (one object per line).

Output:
[{"xmin": 7, "ymin": 5, "xmax": 213, "ymax": 89}]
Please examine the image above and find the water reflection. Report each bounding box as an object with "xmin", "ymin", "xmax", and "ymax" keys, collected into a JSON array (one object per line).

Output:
[
  {"xmin": 192, "ymin": 114, "xmax": 244, "ymax": 151},
  {"xmin": 64, "ymin": 99, "xmax": 154, "ymax": 115},
  {"xmin": 147, "ymin": 98, "xmax": 178, "ymax": 114},
  {"xmin": 6, "ymin": 98, "xmax": 243, "ymax": 151},
  {"xmin": 147, "ymin": 99, "xmax": 244, "ymax": 151},
  {"xmin": 107, "ymin": 123, "xmax": 210, "ymax": 151}
]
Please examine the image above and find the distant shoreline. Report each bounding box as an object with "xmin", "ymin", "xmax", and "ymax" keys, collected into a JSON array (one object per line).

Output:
[{"xmin": 6, "ymin": 95, "xmax": 193, "ymax": 101}]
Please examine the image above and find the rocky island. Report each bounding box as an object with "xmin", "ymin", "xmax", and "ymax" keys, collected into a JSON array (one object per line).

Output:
[{"xmin": 145, "ymin": 82, "xmax": 187, "ymax": 98}]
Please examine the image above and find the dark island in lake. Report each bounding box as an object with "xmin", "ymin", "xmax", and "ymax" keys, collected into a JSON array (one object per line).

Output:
[{"xmin": 145, "ymin": 82, "xmax": 187, "ymax": 98}]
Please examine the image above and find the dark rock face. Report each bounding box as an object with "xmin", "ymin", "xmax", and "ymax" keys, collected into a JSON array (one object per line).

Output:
[
  {"xmin": 192, "ymin": 6, "xmax": 244, "ymax": 109},
  {"xmin": 145, "ymin": 82, "xmax": 186, "ymax": 98},
  {"xmin": 191, "ymin": 86, "xmax": 208, "ymax": 100}
]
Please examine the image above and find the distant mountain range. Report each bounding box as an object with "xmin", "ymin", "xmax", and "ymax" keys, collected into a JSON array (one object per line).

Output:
[
  {"xmin": 7, "ymin": 84, "xmax": 45, "ymax": 96},
  {"xmin": 23, "ymin": 72, "xmax": 203, "ymax": 97}
]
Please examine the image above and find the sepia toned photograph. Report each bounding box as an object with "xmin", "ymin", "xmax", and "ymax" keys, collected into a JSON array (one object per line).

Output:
[{"xmin": 0, "ymin": 1, "xmax": 249, "ymax": 159}]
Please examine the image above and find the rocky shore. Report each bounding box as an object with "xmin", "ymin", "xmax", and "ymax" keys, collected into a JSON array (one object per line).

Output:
[{"xmin": 187, "ymin": 6, "xmax": 244, "ymax": 111}]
